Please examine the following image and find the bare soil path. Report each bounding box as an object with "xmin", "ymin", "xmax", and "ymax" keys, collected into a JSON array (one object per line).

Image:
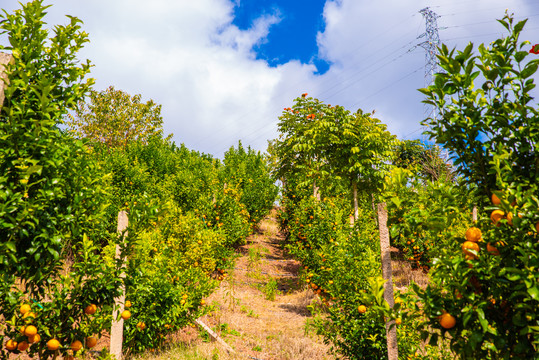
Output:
[{"xmin": 137, "ymin": 210, "xmax": 333, "ymax": 360}]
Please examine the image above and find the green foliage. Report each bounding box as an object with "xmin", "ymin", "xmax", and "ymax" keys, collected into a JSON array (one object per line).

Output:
[
  {"xmin": 415, "ymin": 12, "xmax": 539, "ymax": 358},
  {"xmin": 121, "ymin": 207, "xmax": 220, "ymax": 353},
  {"xmin": 420, "ymin": 13, "xmax": 538, "ymax": 200},
  {"xmin": 222, "ymin": 141, "xmax": 278, "ymax": 224},
  {"xmin": 0, "ymin": 3, "xmax": 122, "ymax": 359},
  {"xmin": 263, "ymin": 279, "xmax": 278, "ymax": 301},
  {"xmin": 66, "ymin": 86, "xmax": 165, "ymax": 148},
  {"xmin": 0, "ymin": 0, "xmax": 99, "ymax": 287},
  {"xmin": 270, "ymin": 95, "xmax": 397, "ymax": 200},
  {"xmin": 392, "ymin": 140, "xmax": 454, "ymax": 183},
  {"xmin": 385, "ymin": 167, "xmax": 472, "ymax": 269}
]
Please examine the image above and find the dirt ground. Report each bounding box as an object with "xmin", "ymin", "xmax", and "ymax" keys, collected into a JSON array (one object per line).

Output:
[{"xmin": 7, "ymin": 210, "xmax": 428, "ymax": 360}]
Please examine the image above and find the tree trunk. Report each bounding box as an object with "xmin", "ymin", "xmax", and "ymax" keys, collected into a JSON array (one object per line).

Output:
[{"xmin": 313, "ymin": 180, "xmax": 320, "ymax": 201}]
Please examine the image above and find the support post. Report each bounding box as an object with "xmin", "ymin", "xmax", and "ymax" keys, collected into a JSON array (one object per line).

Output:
[
  {"xmin": 0, "ymin": 53, "xmax": 13, "ymax": 110},
  {"xmin": 110, "ymin": 211, "xmax": 128, "ymax": 360},
  {"xmin": 377, "ymin": 203, "xmax": 398, "ymax": 360}
]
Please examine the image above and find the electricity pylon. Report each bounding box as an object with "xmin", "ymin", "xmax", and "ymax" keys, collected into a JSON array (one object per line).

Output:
[{"xmin": 418, "ymin": 7, "xmax": 441, "ymax": 121}]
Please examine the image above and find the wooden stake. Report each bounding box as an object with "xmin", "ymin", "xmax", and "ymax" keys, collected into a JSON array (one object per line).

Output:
[
  {"xmin": 0, "ymin": 53, "xmax": 13, "ymax": 110},
  {"xmin": 110, "ymin": 211, "xmax": 128, "ymax": 360},
  {"xmin": 377, "ymin": 203, "xmax": 398, "ymax": 360},
  {"xmin": 195, "ymin": 319, "xmax": 235, "ymax": 354}
]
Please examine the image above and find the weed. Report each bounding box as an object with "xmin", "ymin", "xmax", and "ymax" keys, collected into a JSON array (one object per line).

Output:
[{"xmin": 263, "ymin": 278, "xmax": 278, "ymax": 301}]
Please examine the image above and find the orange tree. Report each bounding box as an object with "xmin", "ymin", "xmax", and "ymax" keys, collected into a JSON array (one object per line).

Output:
[
  {"xmin": 282, "ymin": 195, "xmax": 446, "ymax": 359},
  {"xmin": 220, "ymin": 141, "xmax": 278, "ymax": 224},
  {"xmin": 384, "ymin": 164, "xmax": 472, "ymax": 270},
  {"xmin": 119, "ymin": 204, "xmax": 222, "ymax": 353},
  {"xmin": 411, "ymin": 13, "xmax": 539, "ymax": 358},
  {"xmin": 0, "ymin": 1, "xmax": 123, "ymax": 359},
  {"xmin": 271, "ymin": 97, "xmax": 441, "ymax": 358}
]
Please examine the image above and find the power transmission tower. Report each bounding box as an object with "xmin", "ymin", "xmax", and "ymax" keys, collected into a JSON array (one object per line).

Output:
[{"xmin": 417, "ymin": 7, "xmax": 442, "ymax": 142}]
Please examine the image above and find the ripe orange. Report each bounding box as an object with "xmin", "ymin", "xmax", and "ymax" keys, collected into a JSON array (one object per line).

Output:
[
  {"xmin": 5, "ymin": 339, "xmax": 18, "ymax": 351},
  {"xmin": 24, "ymin": 325, "xmax": 37, "ymax": 337},
  {"xmin": 23, "ymin": 311, "xmax": 36, "ymax": 319},
  {"xmin": 439, "ymin": 313, "xmax": 456, "ymax": 329},
  {"xmin": 137, "ymin": 322, "xmax": 146, "ymax": 331},
  {"xmin": 19, "ymin": 325, "xmax": 26, "ymax": 335},
  {"xmin": 28, "ymin": 334, "xmax": 40, "ymax": 343},
  {"xmin": 536, "ymin": 221, "xmax": 539, "ymax": 233},
  {"xmin": 491, "ymin": 193, "xmax": 501, "ymax": 205},
  {"xmin": 20, "ymin": 304, "xmax": 31, "ymax": 315},
  {"xmin": 490, "ymin": 210, "xmax": 505, "ymax": 226},
  {"xmin": 395, "ymin": 318, "xmax": 402, "ymax": 325},
  {"xmin": 200, "ymin": 300, "xmax": 206, "ymax": 305},
  {"xmin": 85, "ymin": 337, "xmax": 97, "ymax": 349},
  {"xmin": 465, "ymin": 227, "xmax": 482, "ymax": 242},
  {"xmin": 46, "ymin": 339, "xmax": 60, "ymax": 351},
  {"xmin": 84, "ymin": 304, "xmax": 97, "ymax": 315},
  {"xmin": 125, "ymin": 300, "xmax": 132, "ymax": 308},
  {"xmin": 358, "ymin": 305, "xmax": 367, "ymax": 314},
  {"xmin": 487, "ymin": 242, "xmax": 500, "ymax": 256},
  {"xmin": 71, "ymin": 340, "xmax": 83, "ymax": 352},
  {"xmin": 462, "ymin": 241, "xmax": 480, "ymax": 258},
  {"xmin": 121, "ymin": 310, "xmax": 131, "ymax": 320},
  {"xmin": 17, "ymin": 340, "xmax": 29, "ymax": 351}
]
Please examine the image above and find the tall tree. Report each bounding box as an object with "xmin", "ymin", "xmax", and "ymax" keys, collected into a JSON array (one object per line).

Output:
[{"xmin": 66, "ymin": 86, "xmax": 165, "ymax": 148}]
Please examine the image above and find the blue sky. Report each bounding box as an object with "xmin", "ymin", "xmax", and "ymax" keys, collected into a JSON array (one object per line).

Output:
[
  {"xmin": 0, "ymin": 0, "xmax": 538, "ymax": 156},
  {"xmin": 232, "ymin": 0, "xmax": 330, "ymax": 73}
]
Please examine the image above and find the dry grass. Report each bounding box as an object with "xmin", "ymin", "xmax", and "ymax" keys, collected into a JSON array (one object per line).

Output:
[
  {"xmin": 127, "ymin": 211, "xmax": 431, "ymax": 360},
  {"xmin": 130, "ymin": 212, "xmax": 332, "ymax": 360}
]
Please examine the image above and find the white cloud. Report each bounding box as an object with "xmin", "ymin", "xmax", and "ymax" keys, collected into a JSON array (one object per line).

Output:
[{"xmin": 1, "ymin": 0, "xmax": 537, "ymax": 155}]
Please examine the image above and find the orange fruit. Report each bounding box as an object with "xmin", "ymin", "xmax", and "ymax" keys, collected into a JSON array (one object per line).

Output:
[
  {"xmin": 5, "ymin": 339, "xmax": 18, "ymax": 351},
  {"xmin": 125, "ymin": 300, "xmax": 132, "ymax": 308},
  {"xmin": 85, "ymin": 337, "xmax": 97, "ymax": 349},
  {"xmin": 46, "ymin": 339, "xmax": 60, "ymax": 351},
  {"xmin": 24, "ymin": 325, "xmax": 37, "ymax": 337},
  {"xmin": 439, "ymin": 313, "xmax": 456, "ymax": 329},
  {"xmin": 491, "ymin": 193, "xmax": 501, "ymax": 205},
  {"xmin": 121, "ymin": 310, "xmax": 131, "ymax": 320},
  {"xmin": 462, "ymin": 241, "xmax": 480, "ymax": 258},
  {"xmin": 200, "ymin": 300, "xmax": 206, "ymax": 305},
  {"xmin": 465, "ymin": 227, "xmax": 482, "ymax": 242},
  {"xmin": 19, "ymin": 325, "xmax": 26, "ymax": 335},
  {"xmin": 20, "ymin": 304, "xmax": 31, "ymax": 315},
  {"xmin": 536, "ymin": 221, "xmax": 539, "ymax": 233},
  {"xmin": 490, "ymin": 210, "xmax": 505, "ymax": 226},
  {"xmin": 487, "ymin": 242, "xmax": 500, "ymax": 256},
  {"xmin": 23, "ymin": 311, "xmax": 36, "ymax": 319},
  {"xmin": 507, "ymin": 212, "xmax": 513, "ymax": 226},
  {"xmin": 395, "ymin": 318, "xmax": 402, "ymax": 325},
  {"xmin": 71, "ymin": 340, "xmax": 83, "ymax": 352},
  {"xmin": 84, "ymin": 304, "xmax": 97, "ymax": 315},
  {"xmin": 17, "ymin": 340, "xmax": 29, "ymax": 351},
  {"xmin": 137, "ymin": 322, "xmax": 146, "ymax": 331},
  {"xmin": 358, "ymin": 305, "xmax": 367, "ymax": 314},
  {"xmin": 28, "ymin": 334, "xmax": 40, "ymax": 343}
]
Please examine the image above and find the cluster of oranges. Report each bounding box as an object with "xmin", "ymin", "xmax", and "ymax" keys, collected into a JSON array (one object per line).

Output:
[{"xmin": 4, "ymin": 303, "xmax": 100, "ymax": 356}]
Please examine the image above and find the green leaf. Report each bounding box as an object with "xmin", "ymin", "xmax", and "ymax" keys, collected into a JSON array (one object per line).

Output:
[
  {"xmin": 527, "ymin": 286, "xmax": 539, "ymax": 300},
  {"xmin": 521, "ymin": 62, "xmax": 538, "ymax": 79}
]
